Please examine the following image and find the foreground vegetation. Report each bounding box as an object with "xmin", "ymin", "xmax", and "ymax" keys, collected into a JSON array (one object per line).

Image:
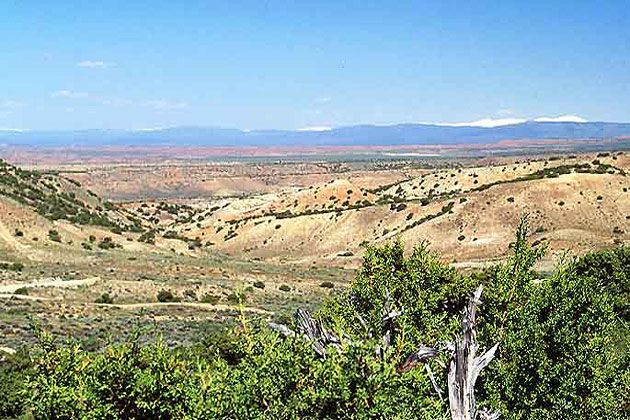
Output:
[{"xmin": 1, "ymin": 217, "xmax": 628, "ymax": 419}]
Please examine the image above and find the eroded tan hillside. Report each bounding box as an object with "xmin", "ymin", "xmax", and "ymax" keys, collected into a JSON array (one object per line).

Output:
[
  {"xmin": 165, "ymin": 153, "xmax": 630, "ymax": 267},
  {"xmin": 1, "ymin": 151, "xmax": 628, "ymax": 350}
]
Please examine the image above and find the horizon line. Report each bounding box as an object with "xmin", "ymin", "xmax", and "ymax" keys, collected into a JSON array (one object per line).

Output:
[{"xmin": 3, "ymin": 115, "xmax": 626, "ymax": 134}]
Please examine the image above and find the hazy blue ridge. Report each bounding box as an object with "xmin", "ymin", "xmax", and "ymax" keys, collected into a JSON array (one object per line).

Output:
[{"xmin": 1, "ymin": 121, "xmax": 630, "ymax": 147}]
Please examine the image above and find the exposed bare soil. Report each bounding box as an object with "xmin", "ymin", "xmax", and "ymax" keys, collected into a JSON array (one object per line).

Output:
[{"xmin": 1, "ymin": 149, "xmax": 628, "ymax": 349}]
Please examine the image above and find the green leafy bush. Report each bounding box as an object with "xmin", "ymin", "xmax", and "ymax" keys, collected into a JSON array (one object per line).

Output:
[
  {"xmin": 95, "ymin": 293, "xmax": 114, "ymax": 304},
  {"xmin": 13, "ymin": 286, "xmax": 29, "ymax": 295},
  {"xmin": 98, "ymin": 237, "xmax": 120, "ymax": 250},
  {"xmin": 48, "ymin": 229, "xmax": 61, "ymax": 242},
  {"xmin": 26, "ymin": 336, "xmax": 197, "ymax": 420},
  {"xmin": 0, "ymin": 349, "xmax": 33, "ymax": 419},
  {"xmin": 201, "ymin": 293, "xmax": 219, "ymax": 304},
  {"xmin": 157, "ymin": 289, "xmax": 178, "ymax": 303},
  {"xmin": 11, "ymin": 216, "xmax": 630, "ymax": 419},
  {"xmin": 481, "ymin": 247, "xmax": 629, "ymax": 419},
  {"xmin": 0, "ymin": 262, "xmax": 24, "ymax": 271}
]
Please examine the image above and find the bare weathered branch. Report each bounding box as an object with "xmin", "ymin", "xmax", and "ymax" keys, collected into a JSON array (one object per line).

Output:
[
  {"xmin": 471, "ymin": 343, "xmax": 498, "ymax": 389},
  {"xmin": 446, "ymin": 285, "xmax": 500, "ymax": 420},
  {"xmin": 269, "ymin": 322, "xmax": 295, "ymax": 337},
  {"xmin": 397, "ymin": 345, "xmax": 439, "ymax": 373},
  {"xmin": 294, "ymin": 308, "xmax": 342, "ymax": 358},
  {"xmin": 478, "ymin": 408, "xmax": 501, "ymax": 420},
  {"xmin": 355, "ymin": 313, "xmax": 372, "ymax": 338},
  {"xmin": 377, "ymin": 288, "xmax": 402, "ymax": 358},
  {"xmin": 271, "ymin": 286, "xmax": 500, "ymax": 420},
  {"xmin": 425, "ymin": 364, "xmax": 444, "ymax": 402},
  {"xmin": 269, "ymin": 309, "xmax": 343, "ymax": 358}
]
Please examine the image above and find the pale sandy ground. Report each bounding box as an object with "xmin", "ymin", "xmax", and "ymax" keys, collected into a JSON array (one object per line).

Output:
[
  {"xmin": 0, "ymin": 277, "xmax": 99, "ymax": 294},
  {"xmin": 95, "ymin": 301, "xmax": 272, "ymax": 314}
]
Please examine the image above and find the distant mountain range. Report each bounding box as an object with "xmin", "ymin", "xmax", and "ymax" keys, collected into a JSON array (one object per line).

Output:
[{"xmin": 2, "ymin": 121, "xmax": 630, "ymax": 147}]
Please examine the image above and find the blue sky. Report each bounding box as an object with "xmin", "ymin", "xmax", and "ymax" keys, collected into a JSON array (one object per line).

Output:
[{"xmin": 1, "ymin": 0, "xmax": 629, "ymax": 130}]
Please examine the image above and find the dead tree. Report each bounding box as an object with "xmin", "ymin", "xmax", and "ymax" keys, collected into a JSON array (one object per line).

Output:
[
  {"xmin": 359, "ymin": 288, "xmax": 402, "ymax": 359},
  {"xmin": 272, "ymin": 289, "xmax": 400, "ymax": 359},
  {"xmin": 378, "ymin": 288, "xmax": 402, "ymax": 357},
  {"xmin": 270, "ymin": 286, "xmax": 499, "ymax": 420},
  {"xmin": 442, "ymin": 286, "xmax": 499, "ymax": 420},
  {"xmin": 270, "ymin": 308, "xmax": 342, "ymax": 358}
]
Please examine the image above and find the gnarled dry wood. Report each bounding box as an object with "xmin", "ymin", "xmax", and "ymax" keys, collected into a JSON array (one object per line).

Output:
[
  {"xmin": 398, "ymin": 345, "xmax": 439, "ymax": 373},
  {"xmin": 269, "ymin": 322, "xmax": 295, "ymax": 337},
  {"xmin": 425, "ymin": 364, "xmax": 444, "ymax": 402},
  {"xmin": 377, "ymin": 288, "xmax": 402, "ymax": 358},
  {"xmin": 295, "ymin": 308, "xmax": 342, "ymax": 358},
  {"xmin": 270, "ymin": 308, "xmax": 342, "ymax": 358},
  {"xmin": 270, "ymin": 285, "xmax": 500, "ymax": 420},
  {"xmin": 445, "ymin": 285, "xmax": 500, "ymax": 420}
]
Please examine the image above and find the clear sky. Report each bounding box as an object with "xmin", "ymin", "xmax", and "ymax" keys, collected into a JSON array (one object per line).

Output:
[{"xmin": 1, "ymin": 0, "xmax": 629, "ymax": 130}]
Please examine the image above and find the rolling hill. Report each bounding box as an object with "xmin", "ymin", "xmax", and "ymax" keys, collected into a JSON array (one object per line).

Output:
[{"xmin": 167, "ymin": 153, "xmax": 630, "ymax": 268}]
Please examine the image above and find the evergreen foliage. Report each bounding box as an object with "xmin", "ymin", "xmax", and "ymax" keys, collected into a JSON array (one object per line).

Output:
[{"xmin": 2, "ymin": 216, "xmax": 628, "ymax": 419}]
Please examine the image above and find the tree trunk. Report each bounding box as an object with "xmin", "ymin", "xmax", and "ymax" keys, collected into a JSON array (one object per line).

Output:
[{"xmin": 446, "ymin": 286, "xmax": 499, "ymax": 420}]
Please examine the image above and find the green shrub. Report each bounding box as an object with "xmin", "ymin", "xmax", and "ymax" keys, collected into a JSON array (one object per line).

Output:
[
  {"xmin": 198, "ymin": 327, "xmax": 442, "ymax": 419},
  {"xmin": 48, "ymin": 229, "xmax": 61, "ymax": 242},
  {"xmin": 1, "ymin": 262, "xmax": 25, "ymax": 272},
  {"xmin": 95, "ymin": 293, "xmax": 114, "ymax": 304},
  {"xmin": 183, "ymin": 289, "xmax": 197, "ymax": 301},
  {"xmin": 13, "ymin": 286, "xmax": 29, "ymax": 295},
  {"xmin": 481, "ymin": 246, "xmax": 630, "ymax": 419},
  {"xmin": 157, "ymin": 289, "xmax": 178, "ymax": 302},
  {"xmin": 26, "ymin": 337, "xmax": 197, "ymax": 420},
  {"xmin": 201, "ymin": 293, "xmax": 219, "ymax": 304},
  {"xmin": 0, "ymin": 349, "xmax": 33, "ymax": 419},
  {"xmin": 138, "ymin": 230, "xmax": 156, "ymax": 244},
  {"xmin": 15, "ymin": 216, "xmax": 630, "ymax": 419},
  {"xmin": 98, "ymin": 237, "xmax": 119, "ymax": 249},
  {"xmin": 319, "ymin": 239, "xmax": 476, "ymax": 350}
]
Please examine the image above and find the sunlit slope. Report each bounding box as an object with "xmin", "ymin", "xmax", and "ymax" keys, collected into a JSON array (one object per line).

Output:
[{"xmin": 178, "ymin": 153, "xmax": 630, "ymax": 265}]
